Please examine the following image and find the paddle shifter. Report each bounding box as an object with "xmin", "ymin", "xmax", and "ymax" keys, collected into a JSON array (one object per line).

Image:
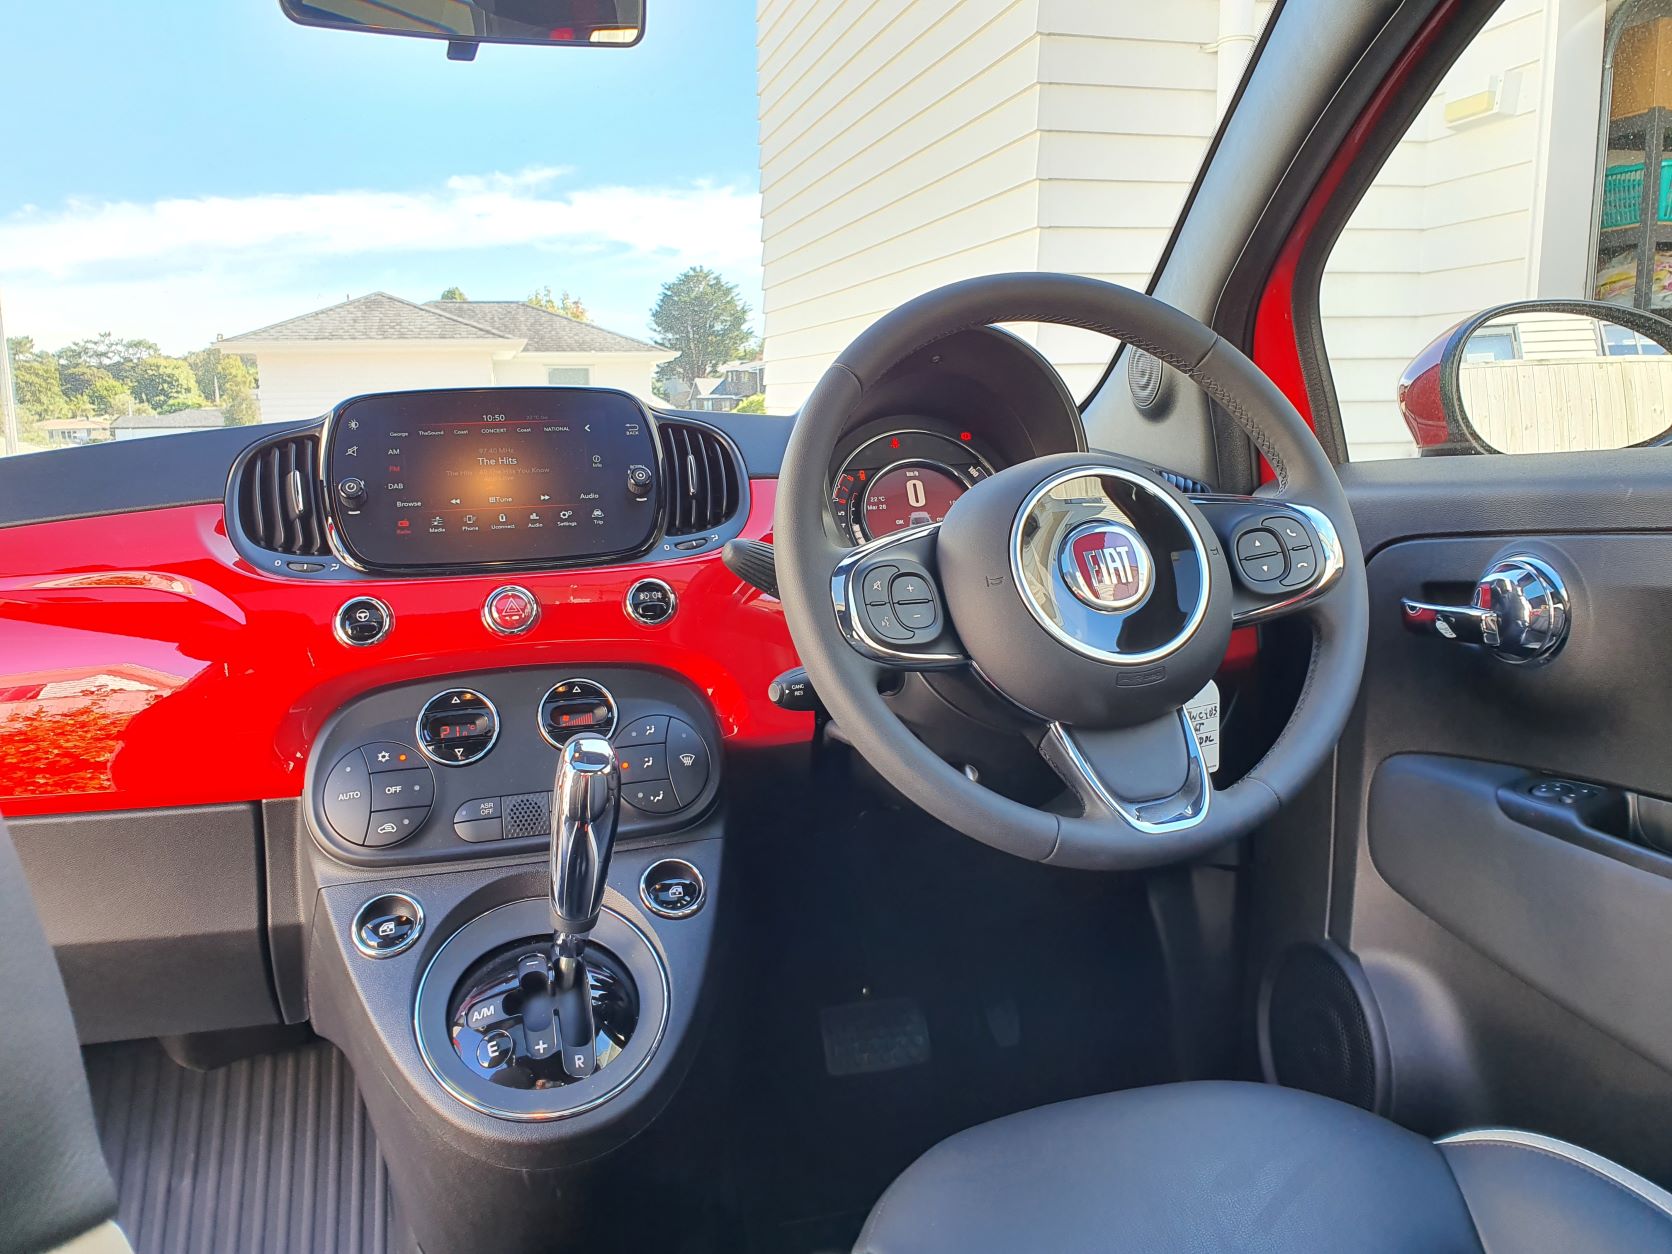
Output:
[{"xmin": 550, "ymin": 735, "xmax": 621, "ymax": 989}]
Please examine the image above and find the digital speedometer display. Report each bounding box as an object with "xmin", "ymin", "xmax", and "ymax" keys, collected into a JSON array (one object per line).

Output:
[{"xmin": 830, "ymin": 429, "xmax": 993, "ymax": 544}]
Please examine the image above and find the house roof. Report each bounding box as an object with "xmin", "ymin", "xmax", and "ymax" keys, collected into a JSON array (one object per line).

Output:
[
  {"xmin": 422, "ymin": 300, "xmax": 664, "ymax": 354},
  {"xmin": 116, "ymin": 407, "xmax": 225, "ymax": 429},
  {"xmin": 40, "ymin": 417, "xmax": 112, "ymax": 433},
  {"xmin": 220, "ymin": 292, "xmax": 517, "ymax": 347}
]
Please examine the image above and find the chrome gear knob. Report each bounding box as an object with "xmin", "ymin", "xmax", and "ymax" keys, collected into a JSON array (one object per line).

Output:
[{"xmin": 550, "ymin": 734, "xmax": 620, "ymax": 983}]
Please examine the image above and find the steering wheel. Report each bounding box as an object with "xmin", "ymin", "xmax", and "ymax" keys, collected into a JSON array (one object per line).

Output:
[{"xmin": 776, "ymin": 274, "xmax": 1369, "ymax": 870}]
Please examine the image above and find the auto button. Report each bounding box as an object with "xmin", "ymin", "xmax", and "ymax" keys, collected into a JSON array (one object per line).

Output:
[{"xmin": 322, "ymin": 749, "xmax": 372, "ymax": 843}]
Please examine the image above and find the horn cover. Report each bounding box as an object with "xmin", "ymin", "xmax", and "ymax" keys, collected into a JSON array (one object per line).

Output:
[{"xmin": 937, "ymin": 452, "xmax": 1232, "ymax": 728}]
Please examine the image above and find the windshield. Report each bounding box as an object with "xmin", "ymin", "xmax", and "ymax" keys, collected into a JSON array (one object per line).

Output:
[{"xmin": 0, "ymin": 2, "xmax": 1274, "ymax": 456}]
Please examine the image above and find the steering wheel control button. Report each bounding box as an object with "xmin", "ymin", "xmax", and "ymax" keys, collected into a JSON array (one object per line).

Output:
[
  {"xmin": 476, "ymin": 1030, "xmax": 514, "ymax": 1069},
  {"xmin": 351, "ymin": 892, "xmax": 423, "ymax": 959},
  {"xmin": 334, "ymin": 596, "xmax": 392, "ymax": 647},
  {"xmin": 897, "ymin": 600, "xmax": 938, "ymax": 631},
  {"xmin": 891, "ymin": 573, "xmax": 932, "ymax": 604},
  {"xmin": 454, "ymin": 816, "xmax": 504, "ymax": 843},
  {"xmin": 624, "ymin": 781, "xmax": 681, "ymax": 814},
  {"xmin": 625, "ymin": 578, "xmax": 676, "ymax": 626},
  {"xmin": 1263, "ymin": 515, "xmax": 1314, "ymax": 550},
  {"xmin": 323, "ymin": 750, "xmax": 372, "ymax": 843},
  {"xmin": 862, "ymin": 564, "xmax": 898, "ymax": 605},
  {"xmin": 864, "ymin": 604, "xmax": 914, "ymax": 642},
  {"xmin": 1235, "ymin": 529, "xmax": 1281, "ymax": 560},
  {"xmin": 1281, "ymin": 549, "xmax": 1319, "ymax": 588},
  {"xmin": 369, "ymin": 768, "xmax": 433, "ymax": 811},
  {"xmin": 615, "ymin": 714, "xmax": 669, "ymax": 746},
  {"xmin": 417, "ymin": 689, "xmax": 499, "ymax": 765},
  {"xmin": 483, "ymin": 585, "xmax": 540, "ymax": 636},
  {"xmin": 538, "ymin": 679, "xmax": 618, "ymax": 748},
  {"xmin": 618, "ymin": 745, "xmax": 669, "ymax": 784},
  {"xmin": 640, "ymin": 858, "xmax": 706, "ymax": 919},
  {"xmin": 667, "ymin": 720, "xmax": 712, "ymax": 805},
  {"xmin": 366, "ymin": 807, "xmax": 428, "ymax": 847}
]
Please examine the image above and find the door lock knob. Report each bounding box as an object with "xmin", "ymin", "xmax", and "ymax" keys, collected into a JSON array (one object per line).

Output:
[{"xmin": 1401, "ymin": 554, "xmax": 1569, "ymax": 665}]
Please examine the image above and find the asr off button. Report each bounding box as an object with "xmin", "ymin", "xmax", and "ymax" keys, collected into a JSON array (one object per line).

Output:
[{"xmin": 483, "ymin": 585, "xmax": 540, "ymax": 637}]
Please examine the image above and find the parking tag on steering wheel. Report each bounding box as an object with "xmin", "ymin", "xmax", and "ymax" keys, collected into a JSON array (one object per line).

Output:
[{"xmin": 1185, "ymin": 681, "xmax": 1220, "ymax": 774}]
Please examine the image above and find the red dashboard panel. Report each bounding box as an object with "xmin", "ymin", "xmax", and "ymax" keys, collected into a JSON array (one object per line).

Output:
[{"xmin": 0, "ymin": 481, "xmax": 810, "ymax": 818}]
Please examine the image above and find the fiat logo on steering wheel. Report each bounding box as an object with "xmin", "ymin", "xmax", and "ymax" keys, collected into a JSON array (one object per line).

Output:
[{"xmin": 1058, "ymin": 521, "xmax": 1153, "ymax": 612}]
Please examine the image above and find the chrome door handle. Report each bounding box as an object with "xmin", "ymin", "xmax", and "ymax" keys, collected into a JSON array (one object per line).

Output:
[{"xmin": 1401, "ymin": 554, "xmax": 1569, "ymax": 665}]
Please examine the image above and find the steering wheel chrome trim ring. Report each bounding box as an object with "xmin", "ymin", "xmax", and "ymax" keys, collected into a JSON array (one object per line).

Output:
[
  {"xmin": 1011, "ymin": 464, "xmax": 1213, "ymax": 666},
  {"xmin": 1045, "ymin": 711, "xmax": 1212, "ymax": 834}
]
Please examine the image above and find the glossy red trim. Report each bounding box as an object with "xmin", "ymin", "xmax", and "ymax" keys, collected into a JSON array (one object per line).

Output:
[
  {"xmin": 1397, "ymin": 327, "xmax": 1452, "ymax": 449},
  {"xmin": 0, "ymin": 481, "xmax": 810, "ymax": 817},
  {"xmin": 1250, "ymin": 0, "xmax": 1468, "ymax": 477}
]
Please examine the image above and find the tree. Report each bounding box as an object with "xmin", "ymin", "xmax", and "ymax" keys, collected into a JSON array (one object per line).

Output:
[
  {"xmin": 57, "ymin": 333, "xmax": 160, "ymax": 384},
  {"xmin": 6, "ymin": 335, "xmax": 34, "ymax": 360},
  {"xmin": 649, "ymin": 268, "xmax": 757, "ymax": 394},
  {"xmin": 183, "ymin": 346, "xmax": 259, "ymax": 422},
  {"xmin": 11, "ymin": 353, "xmax": 68, "ymax": 442},
  {"xmin": 128, "ymin": 356, "xmax": 204, "ymax": 414},
  {"xmin": 527, "ymin": 286, "xmax": 589, "ymax": 322},
  {"xmin": 734, "ymin": 393, "xmax": 767, "ymax": 414},
  {"xmin": 59, "ymin": 363, "xmax": 135, "ymax": 418},
  {"xmin": 438, "ymin": 286, "xmax": 468, "ymax": 301}
]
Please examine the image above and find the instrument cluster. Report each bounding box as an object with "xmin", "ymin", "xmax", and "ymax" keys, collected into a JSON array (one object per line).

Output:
[{"xmin": 828, "ymin": 419, "xmax": 1000, "ymax": 545}]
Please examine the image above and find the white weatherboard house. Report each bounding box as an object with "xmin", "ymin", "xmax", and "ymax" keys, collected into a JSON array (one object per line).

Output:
[
  {"xmin": 220, "ymin": 293, "xmax": 675, "ymax": 425},
  {"xmin": 755, "ymin": 0, "xmax": 1604, "ymax": 460}
]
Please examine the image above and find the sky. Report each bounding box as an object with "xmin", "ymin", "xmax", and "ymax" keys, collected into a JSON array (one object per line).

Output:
[{"xmin": 0, "ymin": 1, "xmax": 764, "ymax": 354}]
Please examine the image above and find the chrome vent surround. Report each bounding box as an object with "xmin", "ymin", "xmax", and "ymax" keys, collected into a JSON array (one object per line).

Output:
[
  {"xmin": 658, "ymin": 421, "xmax": 742, "ymax": 535},
  {"xmin": 237, "ymin": 434, "xmax": 330, "ymax": 556}
]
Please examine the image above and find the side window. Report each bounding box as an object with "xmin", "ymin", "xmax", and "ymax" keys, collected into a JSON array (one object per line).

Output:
[{"xmin": 1322, "ymin": 0, "xmax": 1672, "ymax": 459}]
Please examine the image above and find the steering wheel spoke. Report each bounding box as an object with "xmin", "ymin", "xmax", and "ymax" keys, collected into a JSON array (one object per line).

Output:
[
  {"xmin": 830, "ymin": 523, "xmax": 968, "ymax": 670},
  {"xmin": 1040, "ymin": 710, "xmax": 1213, "ymax": 835},
  {"xmin": 1189, "ymin": 493, "xmax": 1347, "ymax": 625}
]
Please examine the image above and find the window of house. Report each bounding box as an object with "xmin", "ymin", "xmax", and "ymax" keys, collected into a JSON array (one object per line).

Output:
[
  {"xmin": 1320, "ymin": 0, "xmax": 1672, "ymax": 459},
  {"xmin": 547, "ymin": 368, "xmax": 591, "ymax": 386}
]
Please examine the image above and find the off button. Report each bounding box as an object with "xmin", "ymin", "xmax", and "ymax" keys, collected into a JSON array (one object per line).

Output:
[{"xmin": 483, "ymin": 585, "xmax": 539, "ymax": 636}]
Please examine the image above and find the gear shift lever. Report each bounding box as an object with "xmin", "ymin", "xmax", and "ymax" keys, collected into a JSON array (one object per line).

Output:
[{"xmin": 550, "ymin": 734, "xmax": 620, "ymax": 992}]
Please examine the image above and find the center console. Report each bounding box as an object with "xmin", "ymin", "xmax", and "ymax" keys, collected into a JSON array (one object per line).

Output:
[{"xmin": 296, "ymin": 664, "xmax": 729, "ymax": 1252}]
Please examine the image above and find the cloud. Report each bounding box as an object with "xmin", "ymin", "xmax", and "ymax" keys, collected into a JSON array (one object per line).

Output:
[
  {"xmin": 0, "ymin": 168, "xmax": 763, "ymax": 351},
  {"xmin": 0, "ymin": 167, "xmax": 762, "ymax": 280}
]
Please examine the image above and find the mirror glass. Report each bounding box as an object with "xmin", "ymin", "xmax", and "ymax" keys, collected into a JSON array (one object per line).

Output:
[
  {"xmin": 1455, "ymin": 308, "xmax": 1672, "ymax": 453},
  {"xmin": 281, "ymin": 0, "xmax": 643, "ymax": 47}
]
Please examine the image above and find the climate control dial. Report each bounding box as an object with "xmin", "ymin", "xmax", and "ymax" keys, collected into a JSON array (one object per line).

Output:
[{"xmin": 417, "ymin": 689, "xmax": 500, "ymax": 766}]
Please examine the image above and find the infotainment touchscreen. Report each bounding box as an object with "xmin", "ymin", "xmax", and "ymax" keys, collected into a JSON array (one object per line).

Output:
[{"xmin": 323, "ymin": 387, "xmax": 660, "ymax": 570}]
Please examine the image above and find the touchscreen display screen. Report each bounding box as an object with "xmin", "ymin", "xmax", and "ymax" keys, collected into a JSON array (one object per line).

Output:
[{"xmin": 324, "ymin": 388, "xmax": 660, "ymax": 569}]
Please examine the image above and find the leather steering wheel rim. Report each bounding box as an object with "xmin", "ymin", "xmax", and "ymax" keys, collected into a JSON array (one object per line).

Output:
[{"xmin": 776, "ymin": 273, "xmax": 1368, "ymax": 869}]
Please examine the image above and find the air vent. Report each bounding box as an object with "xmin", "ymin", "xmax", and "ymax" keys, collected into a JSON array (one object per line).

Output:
[
  {"xmin": 659, "ymin": 421, "xmax": 741, "ymax": 535},
  {"xmin": 237, "ymin": 434, "xmax": 330, "ymax": 556}
]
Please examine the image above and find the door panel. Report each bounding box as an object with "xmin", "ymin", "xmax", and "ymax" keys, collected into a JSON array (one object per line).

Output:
[{"xmin": 1322, "ymin": 452, "xmax": 1672, "ymax": 1182}]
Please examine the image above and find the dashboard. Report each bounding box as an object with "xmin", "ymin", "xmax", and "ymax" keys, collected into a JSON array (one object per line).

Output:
[{"xmin": 0, "ymin": 324, "xmax": 1087, "ymax": 825}]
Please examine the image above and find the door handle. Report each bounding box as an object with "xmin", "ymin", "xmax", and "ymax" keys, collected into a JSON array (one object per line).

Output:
[{"xmin": 1401, "ymin": 554, "xmax": 1569, "ymax": 665}]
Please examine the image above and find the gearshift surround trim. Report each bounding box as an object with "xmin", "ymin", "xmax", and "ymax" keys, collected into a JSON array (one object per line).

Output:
[{"xmin": 413, "ymin": 898, "xmax": 670, "ymax": 1121}]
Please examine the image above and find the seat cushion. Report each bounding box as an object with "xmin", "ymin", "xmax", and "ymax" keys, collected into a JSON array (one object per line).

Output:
[
  {"xmin": 856, "ymin": 1081, "xmax": 1483, "ymax": 1254},
  {"xmin": 856, "ymin": 1081, "xmax": 1672, "ymax": 1254}
]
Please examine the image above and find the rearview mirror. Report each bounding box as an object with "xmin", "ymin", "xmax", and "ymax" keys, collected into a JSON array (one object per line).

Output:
[
  {"xmin": 1398, "ymin": 300, "xmax": 1672, "ymax": 456},
  {"xmin": 279, "ymin": 0, "xmax": 643, "ymax": 50}
]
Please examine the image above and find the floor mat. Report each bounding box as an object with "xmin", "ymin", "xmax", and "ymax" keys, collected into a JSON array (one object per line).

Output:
[{"xmin": 85, "ymin": 1038, "xmax": 415, "ymax": 1254}]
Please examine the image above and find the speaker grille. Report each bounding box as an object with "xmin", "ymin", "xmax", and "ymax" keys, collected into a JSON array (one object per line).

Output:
[
  {"xmin": 1262, "ymin": 941, "xmax": 1384, "ymax": 1113},
  {"xmin": 1128, "ymin": 348, "xmax": 1165, "ymax": 411},
  {"xmin": 503, "ymin": 791, "xmax": 551, "ymax": 840}
]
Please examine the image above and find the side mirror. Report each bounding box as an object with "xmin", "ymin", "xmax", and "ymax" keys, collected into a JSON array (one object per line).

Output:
[
  {"xmin": 280, "ymin": 0, "xmax": 643, "ymax": 51},
  {"xmin": 1399, "ymin": 300, "xmax": 1672, "ymax": 456}
]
